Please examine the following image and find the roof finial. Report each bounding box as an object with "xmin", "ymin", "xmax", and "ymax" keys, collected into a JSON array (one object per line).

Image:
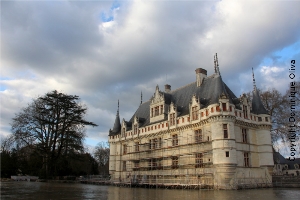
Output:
[
  {"xmin": 216, "ymin": 53, "xmax": 220, "ymax": 75},
  {"xmin": 252, "ymin": 67, "xmax": 256, "ymax": 91},
  {"xmin": 214, "ymin": 54, "xmax": 217, "ymax": 73},
  {"xmin": 117, "ymin": 99, "xmax": 119, "ymax": 114},
  {"xmin": 214, "ymin": 53, "xmax": 220, "ymax": 75},
  {"xmin": 141, "ymin": 91, "xmax": 143, "ymax": 105}
]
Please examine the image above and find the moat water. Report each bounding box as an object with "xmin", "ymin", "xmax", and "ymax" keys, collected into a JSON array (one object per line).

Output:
[{"xmin": 1, "ymin": 181, "xmax": 300, "ymax": 200}]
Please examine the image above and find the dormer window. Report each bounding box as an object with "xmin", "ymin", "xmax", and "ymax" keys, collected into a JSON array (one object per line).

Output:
[
  {"xmin": 134, "ymin": 124, "xmax": 138, "ymax": 135},
  {"xmin": 192, "ymin": 106, "xmax": 198, "ymax": 120},
  {"xmin": 150, "ymin": 86, "xmax": 166, "ymax": 123},
  {"xmin": 222, "ymin": 103, "xmax": 227, "ymax": 111},
  {"xmin": 170, "ymin": 113, "xmax": 176, "ymax": 126},
  {"xmin": 122, "ymin": 127, "xmax": 126, "ymax": 137}
]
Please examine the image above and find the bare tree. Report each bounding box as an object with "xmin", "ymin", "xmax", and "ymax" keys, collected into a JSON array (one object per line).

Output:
[
  {"xmin": 1, "ymin": 134, "xmax": 15, "ymax": 153},
  {"xmin": 94, "ymin": 141, "xmax": 110, "ymax": 167},
  {"xmin": 258, "ymin": 82, "xmax": 299, "ymax": 145}
]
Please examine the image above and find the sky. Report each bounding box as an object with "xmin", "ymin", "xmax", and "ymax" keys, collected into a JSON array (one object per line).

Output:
[{"xmin": 1, "ymin": 0, "xmax": 300, "ymax": 153}]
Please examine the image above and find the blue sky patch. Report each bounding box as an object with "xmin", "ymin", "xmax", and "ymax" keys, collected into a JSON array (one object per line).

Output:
[{"xmin": 100, "ymin": 1, "xmax": 120, "ymax": 22}]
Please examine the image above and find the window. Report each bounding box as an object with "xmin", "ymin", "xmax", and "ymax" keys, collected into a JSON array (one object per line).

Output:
[
  {"xmin": 154, "ymin": 106, "xmax": 159, "ymax": 116},
  {"xmin": 216, "ymin": 106, "xmax": 220, "ymax": 112},
  {"xmin": 244, "ymin": 152, "xmax": 249, "ymax": 167},
  {"xmin": 187, "ymin": 117, "xmax": 190, "ymax": 122},
  {"xmin": 134, "ymin": 124, "xmax": 138, "ymax": 135},
  {"xmin": 211, "ymin": 107, "xmax": 214, "ymax": 113},
  {"xmin": 226, "ymin": 151, "xmax": 229, "ymax": 157},
  {"xmin": 230, "ymin": 106, "xmax": 232, "ymax": 112},
  {"xmin": 192, "ymin": 106, "xmax": 198, "ymax": 120},
  {"xmin": 172, "ymin": 134, "xmax": 178, "ymax": 146},
  {"xmin": 242, "ymin": 129, "xmax": 248, "ymax": 143},
  {"xmin": 134, "ymin": 161, "xmax": 139, "ymax": 170},
  {"xmin": 170, "ymin": 113, "xmax": 175, "ymax": 126},
  {"xmin": 149, "ymin": 140, "xmax": 152, "ymax": 150},
  {"xmin": 258, "ymin": 117, "xmax": 262, "ymax": 121},
  {"xmin": 160, "ymin": 105, "xmax": 163, "ymax": 114},
  {"xmin": 158, "ymin": 138, "xmax": 162, "ymax": 148},
  {"xmin": 265, "ymin": 117, "xmax": 268, "ymax": 122},
  {"xmin": 223, "ymin": 124, "xmax": 228, "ymax": 138},
  {"xmin": 182, "ymin": 118, "xmax": 185, "ymax": 123},
  {"xmin": 195, "ymin": 129, "xmax": 203, "ymax": 143},
  {"xmin": 151, "ymin": 108, "xmax": 153, "ymax": 117},
  {"xmin": 195, "ymin": 153, "xmax": 203, "ymax": 168},
  {"xmin": 243, "ymin": 105, "xmax": 248, "ymax": 118},
  {"xmin": 123, "ymin": 144, "xmax": 127, "ymax": 154},
  {"xmin": 222, "ymin": 103, "xmax": 227, "ymax": 111},
  {"xmin": 206, "ymin": 109, "xmax": 208, "ymax": 116},
  {"xmin": 123, "ymin": 161, "xmax": 126, "ymax": 171},
  {"xmin": 149, "ymin": 159, "xmax": 157, "ymax": 170},
  {"xmin": 157, "ymin": 159, "xmax": 163, "ymax": 169},
  {"xmin": 153, "ymin": 138, "xmax": 158, "ymax": 149},
  {"xmin": 172, "ymin": 156, "xmax": 179, "ymax": 169},
  {"xmin": 135, "ymin": 142, "xmax": 139, "ymax": 152}
]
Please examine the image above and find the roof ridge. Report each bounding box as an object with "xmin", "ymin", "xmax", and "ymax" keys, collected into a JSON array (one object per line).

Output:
[{"xmin": 168, "ymin": 82, "xmax": 196, "ymax": 94}]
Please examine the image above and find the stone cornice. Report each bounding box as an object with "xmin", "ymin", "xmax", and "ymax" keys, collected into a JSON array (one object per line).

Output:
[{"xmin": 235, "ymin": 119, "xmax": 258, "ymax": 128}]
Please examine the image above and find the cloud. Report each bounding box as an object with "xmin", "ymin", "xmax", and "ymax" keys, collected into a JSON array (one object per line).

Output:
[{"xmin": 1, "ymin": 0, "xmax": 300, "ymax": 147}]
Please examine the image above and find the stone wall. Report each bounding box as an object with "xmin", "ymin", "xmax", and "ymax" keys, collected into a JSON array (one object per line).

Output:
[{"xmin": 273, "ymin": 175, "xmax": 300, "ymax": 188}]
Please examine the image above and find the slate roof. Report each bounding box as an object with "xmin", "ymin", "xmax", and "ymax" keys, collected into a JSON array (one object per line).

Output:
[
  {"xmin": 252, "ymin": 88, "xmax": 268, "ymax": 115},
  {"xmin": 109, "ymin": 71, "xmax": 269, "ymax": 134},
  {"xmin": 109, "ymin": 111, "xmax": 121, "ymax": 136},
  {"xmin": 127, "ymin": 74, "xmax": 238, "ymax": 128},
  {"xmin": 273, "ymin": 149, "xmax": 300, "ymax": 169}
]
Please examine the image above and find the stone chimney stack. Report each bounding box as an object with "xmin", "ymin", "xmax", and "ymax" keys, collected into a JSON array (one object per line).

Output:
[
  {"xmin": 165, "ymin": 84, "xmax": 171, "ymax": 93},
  {"xmin": 195, "ymin": 68, "xmax": 207, "ymax": 87}
]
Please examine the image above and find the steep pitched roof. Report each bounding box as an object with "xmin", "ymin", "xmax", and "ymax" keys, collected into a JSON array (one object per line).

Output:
[
  {"xmin": 252, "ymin": 88, "xmax": 268, "ymax": 115},
  {"xmin": 251, "ymin": 68, "xmax": 268, "ymax": 115},
  {"xmin": 109, "ymin": 102, "xmax": 121, "ymax": 136},
  {"xmin": 128, "ymin": 74, "xmax": 238, "ymax": 128}
]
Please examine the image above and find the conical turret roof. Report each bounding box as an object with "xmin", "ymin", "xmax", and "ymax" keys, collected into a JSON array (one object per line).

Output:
[
  {"xmin": 251, "ymin": 68, "xmax": 268, "ymax": 115},
  {"xmin": 109, "ymin": 100, "xmax": 121, "ymax": 136}
]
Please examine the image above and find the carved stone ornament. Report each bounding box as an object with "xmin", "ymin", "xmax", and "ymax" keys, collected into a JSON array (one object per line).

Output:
[
  {"xmin": 151, "ymin": 85, "xmax": 165, "ymax": 104},
  {"xmin": 219, "ymin": 92, "xmax": 228, "ymax": 99}
]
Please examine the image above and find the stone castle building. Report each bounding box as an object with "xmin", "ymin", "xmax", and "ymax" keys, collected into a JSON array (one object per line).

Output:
[{"xmin": 108, "ymin": 54, "xmax": 274, "ymax": 189}]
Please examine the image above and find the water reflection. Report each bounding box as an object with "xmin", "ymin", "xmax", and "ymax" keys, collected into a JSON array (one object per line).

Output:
[{"xmin": 1, "ymin": 181, "xmax": 300, "ymax": 200}]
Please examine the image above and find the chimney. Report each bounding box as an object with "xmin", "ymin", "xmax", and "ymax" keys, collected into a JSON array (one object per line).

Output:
[
  {"xmin": 165, "ymin": 84, "xmax": 171, "ymax": 93},
  {"xmin": 195, "ymin": 68, "xmax": 207, "ymax": 87}
]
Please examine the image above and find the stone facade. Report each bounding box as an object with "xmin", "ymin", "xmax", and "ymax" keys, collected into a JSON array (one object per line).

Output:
[{"xmin": 108, "ymin": 56, "xmax": 274, "ymax": 189}]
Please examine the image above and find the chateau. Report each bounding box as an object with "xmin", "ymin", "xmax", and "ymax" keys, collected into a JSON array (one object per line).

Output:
[{"xmin": 108, "ymin": 54, "xmax": 274, "ymax": 189}]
